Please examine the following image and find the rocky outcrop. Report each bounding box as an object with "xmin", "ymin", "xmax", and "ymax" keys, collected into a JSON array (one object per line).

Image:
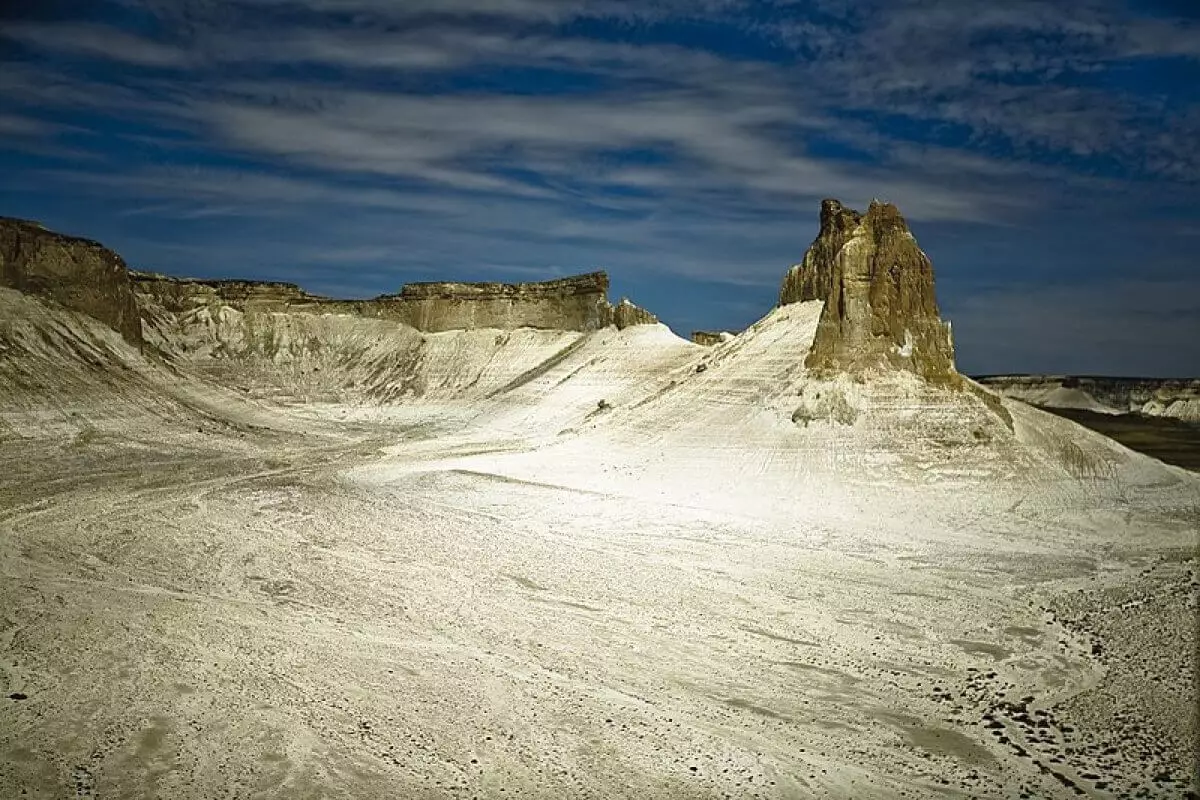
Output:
[
  {"xmin": 3, "ymin": 217, "xmax": 658, "ymax": 345},
  {"xmin": 784, "ymin": 199, "xmax": 957, "ymax": 385},
  {"xmin": 779, "ymin": 199, "xmax": 862, "ymax": 306},
  {"xmin": 374, "ymin": 272, "xmax": 613, "ymax": 332},
  {"xmin": 691, "ymin": 331, "xmax": 736, "ymax": 346},
  {"xmin": 134, "ymin": 269, "xmax": 656, "ymax": 334},
  {"xmin": 0, "ymin": 217, "xmax": 142, "ymax": 347},
  {"xmin": 606, "ymin": 297, "xmax": 658, "ymax": 330},
  {"xmin": 977, "ymin": 375, "xmax": 1200, "ymax": 422},
  {"xmin": 131, "ymin": 271, "xmax": 336, "ymax": 314}
]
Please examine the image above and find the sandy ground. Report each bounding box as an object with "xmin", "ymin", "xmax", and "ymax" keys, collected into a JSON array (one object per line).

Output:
[
  {"xmin": 1, "ymin": 406, "xmax": 1196, "ymax": 800},
  {"xmin": 1, "ymin": 293, "xmax": 1198, "ymax": 798}
]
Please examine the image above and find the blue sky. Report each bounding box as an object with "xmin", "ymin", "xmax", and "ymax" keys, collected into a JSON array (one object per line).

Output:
[{"xmin": 1, "ymin": 0, "xmax": 1197, "ymax": 376}]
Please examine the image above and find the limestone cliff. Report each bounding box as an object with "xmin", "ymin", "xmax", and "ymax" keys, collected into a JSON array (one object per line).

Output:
[
  {"xmin": 134, "ymin": 269, "xmax": 652, "ymax": 334},
  {"xmin": 3, "ymin": 217, "xmax": 660, "ymax": 361},
  {"xmin": 783, "ymin": 200, "xmax": 957, "ymax": 384},
  {"xmin": 691, "ymin": 331, "xmax": 736, "ymax": 346},
  {"xmin": 373, "ymin": 272, "xmax": 613, "ymax": 332},
  {"xmin": 131, "ymin": 271, "xmax": 336, "ymax": 315},
  {"xmin": 0, "ymin": 217, "xmax": 142, "ymax": 348},
  {"xmin": 606, "ymin": 297, "xmax": 658, "ymax": 330}
]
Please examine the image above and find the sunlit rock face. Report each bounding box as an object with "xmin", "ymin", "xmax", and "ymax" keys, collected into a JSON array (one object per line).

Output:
[
  {"xmin": 133, "ymin": 270, "xmax": 657, "ymax": 334},
  {"xmin": 691, "ymin": 330, "xmax": 736, "ymax": 346},
  {"xmin": 376, "ymin": 272, "xmax": 615, "ymax": 332},
  {"xmin": 134, "ymin": 270, "xmax": 617, "ymax": 333},
  {"xmin": 607, "ymin": 297, "xmax": 658, "ymax": 330},
  {"xmin": 779, "ymin": 199, "xmax": 862, "ymax": 307},
  {"xmin": 782, "ymin": 199, "xmax": 958, "ymax": 385},
  {"xmin": 0, "ymin": 217, "xmax": 143, "ymax": 348},
  {"xmin": 131, "ymin": 271, "xmax": 330, "ymax": 314}
]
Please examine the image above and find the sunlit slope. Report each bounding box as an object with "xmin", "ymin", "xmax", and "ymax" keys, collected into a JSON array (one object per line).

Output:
[
  {"xmin": 0, "ymin": 288, "xmax": 221, "ymax": 439},
  {"xmin": 141, "ymin": 300, "xmax": 596, "ymax": 404},
  {"xmin": 369, "ymin": 298, "xmax": 1197, "ymax": 523},
  {"xmin": 6, "ymin": 278, "xmax": 1195, "ymax": 517}
]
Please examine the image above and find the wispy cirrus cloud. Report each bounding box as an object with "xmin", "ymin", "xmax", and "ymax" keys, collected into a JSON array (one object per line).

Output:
[{"xmin": 0, "ymin": 0, "xmax": 1197, "ymax": 372}]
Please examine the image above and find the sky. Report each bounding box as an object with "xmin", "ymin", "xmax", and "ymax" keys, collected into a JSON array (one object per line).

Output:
[{"xmin": 1, "ymin": 0, "xmax": 1198, "ymax": 376}]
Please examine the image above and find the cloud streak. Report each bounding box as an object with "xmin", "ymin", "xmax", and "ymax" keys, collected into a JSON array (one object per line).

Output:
[{"xmin": 0, "ymin": 0, "xmax": 1197, "ymax": 373}]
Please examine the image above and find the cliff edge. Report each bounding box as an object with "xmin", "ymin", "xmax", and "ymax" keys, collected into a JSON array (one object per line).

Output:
[
  {"xmin": 375, "ymin": 272, "xmax": 614, "ymax": 332},
  {"xmin": 134, "ymin": 269, "xmax": 655, "ymax": 334},
  {"xmin": 0, "ymin": 217, "xmax": 143, "ymax": 348}
]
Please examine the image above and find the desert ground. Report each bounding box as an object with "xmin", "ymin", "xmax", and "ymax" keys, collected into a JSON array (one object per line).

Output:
[
  {"xmin": 2, "ymin": 285, "xmax": 1197, "ymax": 800},
  {"xmin": 1022, "ymin": 407, "xmax": 1200, "ymax": 473}
]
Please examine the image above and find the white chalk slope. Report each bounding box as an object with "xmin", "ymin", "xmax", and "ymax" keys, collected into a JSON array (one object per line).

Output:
[{"xmin": 2, "ymin": 288, "xmax": 1197, "ymax": 799}]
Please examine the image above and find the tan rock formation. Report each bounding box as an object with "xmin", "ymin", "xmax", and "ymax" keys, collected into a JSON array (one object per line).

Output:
[
  {"xmin": 607, "ymin": 297, "xmax": 658, "ymax": 330},
  {"xmin": 779, "ymin": 199, "xmax": 862, "ymax": 306},
  {"xmin": 783, "ymin": 200, "xmax": 958, "ymax": 385},
  {"xmin": 134, "ymin": 269, "xmax": 658, "ymax": 334},
  {"xmin": 131, "ymin": 271, "xmax": 332, "ymax": 314},
  {"xmin": 375, "ymin": 272, "xmax": 613, "ymax": 332},
  {"xmin": 5, "ymin": 218, "xmax": 660, "ymax": 342},
  {"xmin": 0, "ymin": 217, "xmax": 142, "ymax": 347},
  {"xmin": 691, "ymin": 330, "xmax": 736, "ymax": 346}
]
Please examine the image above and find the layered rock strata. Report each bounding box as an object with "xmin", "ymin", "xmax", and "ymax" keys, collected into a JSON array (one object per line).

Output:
[
  {"xmin": 0, "ymin": 217, "xmax": 143, "ymax": 347},
  {"xmin": 977, "ymin": 375, "xmax": 1200, "ymax": 422},
  {"xmin": 133, "ymin": 270, "xmax": 646, "ymax": 334},
  {"xmin": 131, "ymin": 272, "xmax": 334, "ymax": 315},
  {"xmin": 374, "ymin": 272, "xmax": 613, "ymax": 332},
  {"xmin": 779, "ymin": 199, "xmax": 862, "ymax": 306},
  {"xmin": 691, "ymin": 331, "xmax": 736, "ymax": 346},
  {"xmin": 783, "ymin": 200, "xmax": 958, "ymax": 384},
  {"xmin": 607, "ymin": 297, "xmax": 658, "ymax": 330}
]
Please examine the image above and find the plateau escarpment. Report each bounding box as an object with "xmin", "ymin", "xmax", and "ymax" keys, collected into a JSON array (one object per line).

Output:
[
  {"xmin": 133, "ymin": 270, "xmax": 637, "ymax": 333},
  {"xmin": 691, "ymin": 330, "xmax": 737, "ymax": 346},
  {"xmin": 0, "ymin": 217, "xmax": 142, "ymax": 348},
  {"xmin": 132, "ymin": 270, "xmax": 662, "ymax": 402},
  {"xmin": 377, "ymin": 272, "xmax": 614, "ymax": 332},
  {"xmin": 977, "ymin": 375, "xmax": 1200, "ymax": 423},
  {"xmin": 781, "ymin": 199, "xmax": 957, "ymax": 384},
  {"xmin": 131, "ymin": 271, "xmax": 338, "ymax": 315}
]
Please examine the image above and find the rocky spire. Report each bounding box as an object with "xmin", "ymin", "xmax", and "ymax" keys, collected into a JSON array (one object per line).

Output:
[
  {"xmin": 782, "ymin": 199, "xmax": 958, "ymax": 384},
  {"xmin": 779, "ymin": 199, "xmax": 862, "ymax": 306}
]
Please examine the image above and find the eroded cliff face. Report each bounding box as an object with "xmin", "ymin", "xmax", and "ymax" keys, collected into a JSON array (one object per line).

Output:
[
  {"xmin": 607, "ymin": 297, "xmax": 658, "ymax": 330},
  {"xmin": 375, "ymin": 272, "xmax": 613, "ymax": 332},
  {"xmin": 0, "ymin": 217, "xmax": 143, "ymax": 348},
  {"xmin": 977, "ymin": 375, "xmax": 1200, "ymax": 422},
  {"xmin": 131, "ymin": 271, "xmax": 338, "ymax": 315},
  {"xmin": 133, "ymin": 270, "xmax": 637, "ymax": 334},
  {"xmin": 779, "ymin": 199, "xmax": 862, "ymax": 306},
  {"xmin": 783, "ymin": 200, "xmax": 958, "ymax": 385}
]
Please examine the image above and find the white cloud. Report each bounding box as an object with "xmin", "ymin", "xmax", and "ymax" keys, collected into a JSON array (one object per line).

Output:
[{"xmin": 0, "ymin": 22, "xmax": 188, "ymax": 67}]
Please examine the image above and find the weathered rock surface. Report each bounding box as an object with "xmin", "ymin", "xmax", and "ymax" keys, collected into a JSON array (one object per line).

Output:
[
  {"xmin": 784, "ymin": 199, "xmax": 957, "ymax": 384},
  {"xmin": 376, "ymin": 272, "xmax": 613, "ymax": 332},
  {"xmin": 691, "ymin": 330, "xmax": 737, "ymax": 346},
  {"xmin": 134, "ymin": 270, "xmax": 653, "ymax": 334},
  {"xmin": 606, "ymin": 297, "xmax": 658, "ymax": 330},
  {"xmin": 0, "ymin": 215, "xmax": 659, "ymax": 341},
  {"xmin": 131, "ymin": 271, "xmax": 336, "ymax": 315},
  {"xmin": 977, "ymin": 375, "xmax": 1200, "ymax": 422},
  {"xmin": 779, "ymin": 199, "xmax": 862, "ymax": 306},
  {"xmin": 0, "ymin": 217, "xmax": 142, "ymax": 347}
]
